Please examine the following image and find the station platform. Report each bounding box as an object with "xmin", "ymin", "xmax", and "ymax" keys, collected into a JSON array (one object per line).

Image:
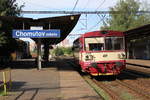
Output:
[
  {"xmin": 126, "ymin": 59, "xmax": 150, "ymax": 67},
  {"xmin": 126, "ymin": 59, "xmax": 150, "ymax": 75},
  {"xmin": 0, "ymin": 60, "xmax": 100, "ymax": 100}
]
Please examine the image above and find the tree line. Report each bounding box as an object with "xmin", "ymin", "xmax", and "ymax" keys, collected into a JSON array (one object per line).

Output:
[
  {"xmin": 101, "ymin": 0, "xmax": 150, "ymax": 31},
  {"xmin": 0, "ymin": 0, "xmax": 23, "ymax": 57}
]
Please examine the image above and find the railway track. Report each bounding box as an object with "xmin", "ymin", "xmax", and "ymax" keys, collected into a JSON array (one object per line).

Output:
[
  {"xmin": 91, "ymin": 77, "xmax": 122, "ymax": 100},
  {"xmin": 115, "ymin": 79, "xmax": 150, "ymax": 99},
  {"xmin": 66, "ymin": 59, "xmax": 150, "ymax": 100},
  {"xmin": 92, "ymin": 76, "xmax": 150, "ymax": 100},
  {"xmin": 87, "ymin": 75, "xmax": 149, "ymax": 100},
  {"xmin": 117, "ymin": 71, "xmax": 150, "ymax": 98}
]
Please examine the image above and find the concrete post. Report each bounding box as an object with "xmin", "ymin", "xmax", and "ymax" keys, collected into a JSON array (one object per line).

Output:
[{"xmin": 37, "ymin": 39, "xmax": 42, "ymax": 70}]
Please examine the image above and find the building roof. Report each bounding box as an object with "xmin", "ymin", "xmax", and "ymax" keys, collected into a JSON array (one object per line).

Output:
[{"xmin": 0, "ymin": 14, "xmax": 80, "ymax": 45}]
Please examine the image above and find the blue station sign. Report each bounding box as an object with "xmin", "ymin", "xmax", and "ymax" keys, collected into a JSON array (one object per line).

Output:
[{"xmin": 12, "ymin": 30, "xmax": 60, "ymax": 38}]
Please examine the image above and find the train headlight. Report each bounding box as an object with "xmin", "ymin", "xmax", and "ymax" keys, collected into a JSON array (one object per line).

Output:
[
  {"xmin": 85, "ymin": 55, "xmax": 89, "ymax": 59},
  {"xmin": 121, "ymin": 53, "xmax": 126, "ymax": 58},
  {"xmin": 85, "ymin": 55, "xmax": 93, "ymax": 61},
  {"xmin": 118, "ymin": 53, "xmax": 126, "ymax": 59},
  {"xmin": 103, "ymin": 54, "xmax": 108, "ymax": 57}
]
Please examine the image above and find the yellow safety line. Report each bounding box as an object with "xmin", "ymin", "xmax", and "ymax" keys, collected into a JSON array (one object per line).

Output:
[
  {"xmin": 0, "ymin": 68, "xmax": 12, "ymax": 95},
  {"xmin": 9, "ymin": 69, "xmax": 12, "ymax": 90},
  {"xmin": 2, "ymin": 72, "xmax": 7, "ymax": 95}
]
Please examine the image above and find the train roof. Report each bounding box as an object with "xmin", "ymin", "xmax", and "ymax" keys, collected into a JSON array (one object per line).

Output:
[
  {"xmin": 80, "ymin": 30, "xmax": 124, "ymax": 38},
  {"xmin": 73, "ymin": 30, "xmax": 124, "ymax": 43}
]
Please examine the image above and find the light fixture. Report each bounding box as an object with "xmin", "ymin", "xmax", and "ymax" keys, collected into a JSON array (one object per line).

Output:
[{"xmin": 70, "ymin": 16, "xmax": 74, "ymax": 20}]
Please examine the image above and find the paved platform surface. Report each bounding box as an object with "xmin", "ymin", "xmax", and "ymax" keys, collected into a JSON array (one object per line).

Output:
[
  {"xmin": 126, "ymin": 59, "xmax": 150, "ymax": 67},
  {"xmin": 0, "ymin": 60, "xmax": 100, "ymax": 100},
  {"xmin": 126, "ymin": 59, "xmax": 150, "ymax": 75}
]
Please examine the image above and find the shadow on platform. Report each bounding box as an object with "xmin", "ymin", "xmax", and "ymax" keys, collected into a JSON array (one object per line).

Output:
[
  {"xmin": 10, "ymin": 81, "xmax": 60, "ymax": 100},
  {"xmin": 9, "ymin": 58, "xmax": 75, "ymax": 71}
]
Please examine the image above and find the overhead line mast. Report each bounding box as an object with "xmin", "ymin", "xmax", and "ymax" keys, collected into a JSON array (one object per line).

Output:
[{"xmin": 21, "ymin": 11, "xmax": 150, "ymax": 14}]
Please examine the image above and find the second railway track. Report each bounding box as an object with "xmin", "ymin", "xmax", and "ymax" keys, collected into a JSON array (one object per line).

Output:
[{"xmin": 66, "ymin": 58, "xmax": 150, "ymax": 100}]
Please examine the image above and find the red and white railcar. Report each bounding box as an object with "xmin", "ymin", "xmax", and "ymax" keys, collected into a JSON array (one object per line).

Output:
[{"xmin": 73, "ymin": 31, "xmax": 126, "ymax": 76}]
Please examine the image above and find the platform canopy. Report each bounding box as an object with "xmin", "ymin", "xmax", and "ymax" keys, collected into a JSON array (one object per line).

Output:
[
  {"xmin": 124, "ymin": 24, "xmax": 150, "ymax": 40},
  {"xmin": 0, "ymin": 14, "xmax": 80, "ymax": 44}
]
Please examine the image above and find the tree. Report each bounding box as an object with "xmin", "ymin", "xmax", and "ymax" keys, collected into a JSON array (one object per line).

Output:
[
  {"xmin": 101, "ymin": 0, "xmax": 150, "ymax": 31},
  {"xmin": 52, "ymin": 47, "xmax": 73, "ymax": 56},
  {"xmin": 0, "ymin": 0, "xmax": 23, "ymax": 16},
  {"xmin": 0, "ymin": 0, "xmax": 24, "ymax": 56},
  {"xmin": 53, "ymin": 47, "xmax": 64, "ymax": 56}
]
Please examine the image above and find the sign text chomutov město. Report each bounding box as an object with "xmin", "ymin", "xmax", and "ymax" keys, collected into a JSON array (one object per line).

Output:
[{"xmin": 15, "ymin": 31, "xmax": 58, "ymax": 37}]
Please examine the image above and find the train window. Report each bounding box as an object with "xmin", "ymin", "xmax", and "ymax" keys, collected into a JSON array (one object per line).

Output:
[
  {"xmin": 105, "ymin": 37, "xmax": 124, "ymax": 50},
  {"xmin": 89, "ymin": 43, "xmax": 104, "ymax": 51},
  {"xmin": 85, "ymin": 37, "xmax": 104, "ymax": 51},
  {"xmin": 73, "ymin": 41, "xmax": 82, "ymax": 51}
]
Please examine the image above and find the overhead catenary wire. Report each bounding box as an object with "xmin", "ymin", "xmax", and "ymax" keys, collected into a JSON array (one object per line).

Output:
[
  {"xmin": 87, "ymin": 19, "xmax": 102, "ymax": 31},
  {"xmin": 21, "ymin": 11, "xmax": 150, "ymax": 14},
  {"xmin": 72, "ymin": 0, "xmax": 79, "ymax": 11},
  {"xmin": 87, "ymin": 14, "xmax": 106, "ymax": 31},
  {"xmin": 95, "ymin": 0, "xmax": 106, "ymax": 11},
  {"xmin": 86, "ymin": 0, "xmax": 106, "ymax": 31},
  {"xmin": 97, "ymin": 14, "xmax": 108, "ymax": 23}
]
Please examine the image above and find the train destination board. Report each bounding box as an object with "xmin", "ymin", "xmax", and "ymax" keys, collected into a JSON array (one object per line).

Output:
[{"xmin": 12, "ymin": 30, "xmax": 60, "ymax": 38}]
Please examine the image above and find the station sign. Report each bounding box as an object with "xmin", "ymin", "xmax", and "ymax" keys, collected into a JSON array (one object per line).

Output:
[{"xmin": 12, "ymin": 30, "xmax": 60, "ymax": 38}]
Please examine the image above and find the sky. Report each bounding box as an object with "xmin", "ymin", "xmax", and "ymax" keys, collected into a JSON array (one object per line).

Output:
[{"xmin": 16, "ymin": 0, "xmax": 150, "ymax": 45}]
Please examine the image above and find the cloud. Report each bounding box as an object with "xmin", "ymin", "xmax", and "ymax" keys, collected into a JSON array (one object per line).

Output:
[
  {"xmin": 17, "ymin": 0, "xmax": 118, "ymax": 11},
  {"xmin": 17, "ymin": 0, "xmax": 76, "ymax": 10}
]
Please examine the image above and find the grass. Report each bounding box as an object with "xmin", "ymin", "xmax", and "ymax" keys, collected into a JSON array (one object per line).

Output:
[
  {"xmin": 120, "ymin": 91, "xmax": 135, "ymax": 100},
  {"xmin": 83, "ymin": 76, "xmax": 111, "ymax": 100},
  {"xmin": 0, "ymin": 90, "xmax": 6, "ymax": 96},
  {"xmin": 0, "ymin": 86, "xmax": 7, "ymax": 96}
]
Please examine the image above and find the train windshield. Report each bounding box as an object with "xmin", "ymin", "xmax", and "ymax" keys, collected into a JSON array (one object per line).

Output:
[
  {"xmin": 89, "ymin": 43, "xmax": 104, "ymax": 51},
  {"xmin": 84, "ymin": 37, "xmax": 124, "ymax": 51},
  {"xmin": 105, "ymin": 37, "xmax": 124, "ymax": 50},
  {"xmin": 85, "ymin": 37, "xmax": 104, "ymax": 51}
]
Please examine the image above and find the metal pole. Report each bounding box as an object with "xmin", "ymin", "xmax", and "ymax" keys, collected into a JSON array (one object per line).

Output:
[
  {"xmin": 23, "ymin": 22, "xmax": 25, "ymax": 30},
  {"xmin": 85, "ymin": 14, "xmax": 87, "ymax": 31},
  {"xmin": 49, "ymin": 22, "xmax": 51, "ymax": 29},
  {"xmin": 37, "ymin": 39, "xmax": 42, "ymax": 70},
  {"xmin": 31, "ymin": 26, "xmax": 43, "ymax": 70}
]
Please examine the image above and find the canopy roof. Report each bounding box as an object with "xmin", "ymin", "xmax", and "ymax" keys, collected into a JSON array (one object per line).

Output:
[
  {"xmin": 0, "ymin": 14, "xmax": 80, "ymax": 44},
  {"xmin": 124, "ymin": 24, "xmax": 150, "ymax": 40}
]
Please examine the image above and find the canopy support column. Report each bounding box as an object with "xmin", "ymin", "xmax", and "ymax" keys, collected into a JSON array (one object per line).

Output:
[
  {"xmin": 37, "ymin": 39, "xmax": 42, "ymax": 70},
  {"xmin": 43, "ymin": 42, "xmax": 49, "ymax": 62}
]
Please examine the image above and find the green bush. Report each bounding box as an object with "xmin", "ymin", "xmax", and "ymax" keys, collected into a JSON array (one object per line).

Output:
[
  {"xmin": 62, "ymin": 47, "xmax": 72, "ymax": 55},
  {"xmin": 52, "ymin": 47, "xmax": 73, "ymax": 56}
]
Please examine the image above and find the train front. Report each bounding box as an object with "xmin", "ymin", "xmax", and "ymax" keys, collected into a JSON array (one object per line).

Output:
[{"xmin": 81, "ymin": 31, "xmax": 126, "ymax": 76}]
